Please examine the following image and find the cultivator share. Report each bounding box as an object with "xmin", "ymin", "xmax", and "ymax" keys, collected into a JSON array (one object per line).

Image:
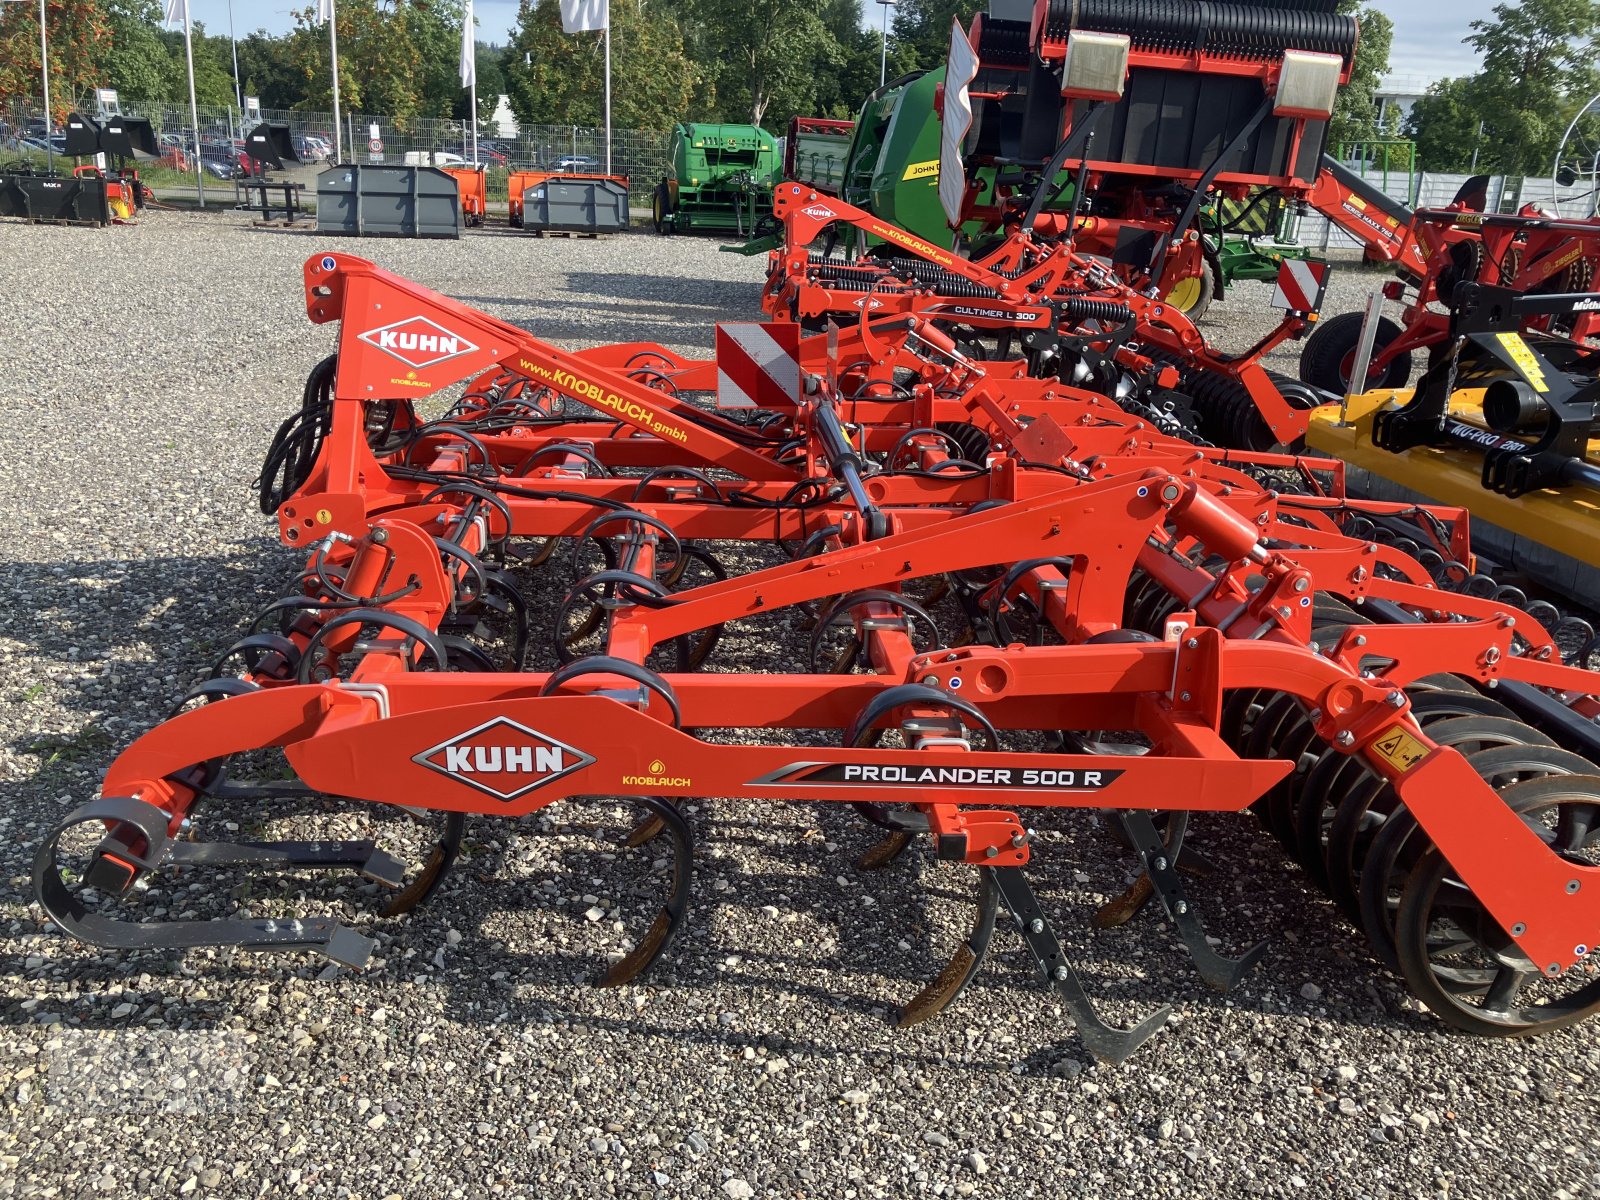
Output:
[{"xmin": 35, "ymin": 251, "xmax": 1600, "ymax": 1064}]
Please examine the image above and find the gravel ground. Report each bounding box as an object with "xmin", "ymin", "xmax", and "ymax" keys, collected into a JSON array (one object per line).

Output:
[{"xmin": 0, "ymin": 211, "xmax": 1594, "ymax": 1200}]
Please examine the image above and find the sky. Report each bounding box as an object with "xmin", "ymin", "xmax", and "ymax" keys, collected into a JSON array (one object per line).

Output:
[{"xmin": 187, "ymin": 0, "xmax": 1500, "ymax": 89}]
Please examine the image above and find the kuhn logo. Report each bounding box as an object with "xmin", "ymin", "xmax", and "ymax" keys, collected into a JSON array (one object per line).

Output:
[
  {"xmin": 801, "ymin": 204, "xmax": 836, "ymax": 220},
  {"xmin": 358, "ymin": 316, "xmax": 479, "ymax": 370},
  {"xmin": 413, "ymin": 717, "xmax": 594, "ymax": 802}
]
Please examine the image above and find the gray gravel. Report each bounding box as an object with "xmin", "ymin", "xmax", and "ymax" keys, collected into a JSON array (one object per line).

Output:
[{"xmin": 0, "ymin": 211, "xmax": 1594, "ymax": 1200}]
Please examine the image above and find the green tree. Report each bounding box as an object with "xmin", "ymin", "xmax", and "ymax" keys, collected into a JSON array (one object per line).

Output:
[
  {"xmin": 1463, "ymin": 0, "xmax": 1600, "ymax": 173},
  {"xmin": 1403, "ymin": 76, "xmax": 1485, "ymax": 172},
  {"xmin": 685, "ymin": 0, "xmax": 835, "ymax": 124},
  {"xmin": 503, "ymin": 0, "xmax": 695, "ymax": 128},
  {"xmin": 1329, "ymin": 1, "xmax": 1392, "ymax": 147},
  {"xmin": 812, "ymin": 0, "xmax": 883, "ymax": 119},
  {"xmin": 104, "ymin": 0, "xmax": 180, "ymax": 103},
  {"xmin": 158, "ymin": 22, "xmax": 239, "ymax": 109},
  {"xmin": 888, "ymin": 0, "xmax": 978, "ymax": 71},
  {"xmin": 236, "ymin": 30, "xmax": 308, "ymax": 111},
  {"xmin": 0, "ymin": 0, "xmax": 114, "ymax": 119}
]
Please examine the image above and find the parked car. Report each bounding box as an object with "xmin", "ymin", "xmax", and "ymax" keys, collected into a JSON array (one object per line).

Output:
[
  {"xmin": 402, "ymin": 150, "xmax": 466, "ymax": 167},
  {"xmin": 198, "ymin": 142, "xmax": 245, "ymax": 179},
  {"xmin": 441, "ymin": 142, "xmax": 508, "ymax": 168},
  {"xmin": 294, "ymin": 135, "xmax": 328, "ymax": 163},
  {"xmin": 550, "ymin": 155, "xmax": 602, "ymax": 174}
]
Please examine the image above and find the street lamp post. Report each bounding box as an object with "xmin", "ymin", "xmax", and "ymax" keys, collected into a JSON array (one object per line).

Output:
[
  {"xmin": 877, "ymin": 0, "xmax": 896, "ymax": 89},
  {"xmin": 3, "ymin": 0, "xmax": 54, "ymax": 172}
]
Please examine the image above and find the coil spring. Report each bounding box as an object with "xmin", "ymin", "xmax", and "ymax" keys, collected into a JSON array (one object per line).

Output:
[
  {"xmin": 1047, "ymin": 0, "xmax": 1356, "ymax": 63},
  {"xmin": 1063, "ymin": 298, "xmax": 1134, "ymax": 324}
]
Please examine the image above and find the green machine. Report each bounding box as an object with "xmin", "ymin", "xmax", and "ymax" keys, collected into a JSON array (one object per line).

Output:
[
  {"xmin": 841, "ymin": 70, "xmax": 954, "ymax": 247},
  {"xmin": 652, "ymin": 123, "xmax": 781, "ymax": 236}
]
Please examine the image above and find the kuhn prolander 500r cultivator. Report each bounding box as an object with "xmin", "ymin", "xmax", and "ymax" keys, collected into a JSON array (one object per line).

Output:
[{"xmin": 35, "ymin": 253, "xmax": 1600, "ymax": 1061}]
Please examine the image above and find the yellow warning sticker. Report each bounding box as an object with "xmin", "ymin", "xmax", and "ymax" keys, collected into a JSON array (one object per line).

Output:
[
  {"xmin": 902, "ymin": 159, "xmax": 940, "ymax": 182},
  {"xmin": 1495, "ymin": 331, "xmax": 1550, "ymax": 393},
  {"xmin": 1370, "ymin": 726, "xmax": 1431, "ymax": 773},
  {"xmin": 315, "ymin": 508, "xmax": 333, "ymax": 525}
]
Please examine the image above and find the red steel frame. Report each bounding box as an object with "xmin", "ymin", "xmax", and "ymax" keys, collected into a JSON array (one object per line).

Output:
[
  {"xmin": 758, "ymin": 184, "xmax": 1314, "ymax": 446},
  {"xmin": 65, "ymin": 251, "xmax": 1600, "ymax": 995},
  {"xmin": 34, "ymin": 246, "xmax": 1600, "ymax": 1070}
]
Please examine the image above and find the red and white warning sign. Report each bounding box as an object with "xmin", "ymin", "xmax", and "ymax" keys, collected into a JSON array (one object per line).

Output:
[
  {"xmin": 1271, "ymin": 258, "xmax": 1330, "ymax": 313},
  {"xmin": 715, "ymin": 322, "xmax": 802, "ymax": 409}
]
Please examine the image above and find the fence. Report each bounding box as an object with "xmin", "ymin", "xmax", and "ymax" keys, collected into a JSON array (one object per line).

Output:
[{"xmin": 0, "ymin": 94, "xmax": 674, "ymax": 198}]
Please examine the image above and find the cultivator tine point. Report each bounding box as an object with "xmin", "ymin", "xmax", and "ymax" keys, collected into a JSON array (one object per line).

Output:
[
  {"xmin": 897, "ymin": 867, "xmax": 999, "ymax": 1028},
  {"xmin": 600, "ymin": 797, "xmax": 694, "ymax": 987},
  {"xmin": 991, "ymin": 867, "xmax": 1169, "ymax": 1064},
  {"xmin": 382, "ymin": 812, "xmax": 466, "ymax": 917},
  {"xmin": 35, "ymin": 797, "xmax": 378, "ymax": 967},
  {"xmin": 857, "ymin": 829, "xmax": 915, "ymax": 870}
]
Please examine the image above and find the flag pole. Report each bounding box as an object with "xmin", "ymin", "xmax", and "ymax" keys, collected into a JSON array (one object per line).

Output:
[
  {"xmin": 329, "ymin": 0, "xmax": 343, "ymax": 163},
  {"xmin": 36, "ymin": 0, "xmax": 53, "ymax": 175},
  {"xmin": 604, "ymin": 21, "xmax": 611, "ymax": 175},
  {"xmin": 182, "ymin": 0, "xmax": 204, "ymax": 206},
  {"xmin": 469, "ymin": 0, "xmax": 478, "ymax": 165}
]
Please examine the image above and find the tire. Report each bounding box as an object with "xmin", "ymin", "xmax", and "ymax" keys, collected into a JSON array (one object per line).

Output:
[
  {"xmin": 652, "ymin": 182, "xmax": 674, "ymax": 235},
  {"xmin": 1299, "ymin": 310, "xmax": 1412, "ymax": 394},
  {"xmin": 1165, "ymin": 264, "xmax": 1215, "ymax": 321}
]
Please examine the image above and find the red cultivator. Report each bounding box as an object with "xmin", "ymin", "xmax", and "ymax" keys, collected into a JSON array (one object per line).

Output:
[
  {"xmin": 760, "ymin": 183, "xmax": 1322, "ymax": 452},
  {"xmin": 35, "ymin": 251, "xmax": 1600, "ymax": 1062}
]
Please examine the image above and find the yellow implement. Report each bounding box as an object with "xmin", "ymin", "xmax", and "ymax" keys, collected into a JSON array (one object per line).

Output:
[{"xmin": 1307, "ymin": 388, "xmax": 1600, "ymax": 600}]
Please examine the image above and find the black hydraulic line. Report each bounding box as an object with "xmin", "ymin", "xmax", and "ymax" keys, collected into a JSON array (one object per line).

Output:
[
  {"xmin": 1020, "ymin": 102, "xmax": 1107, "ymax": 239},
  {"xmin": 812, "ymin": 399, "xmax": 888, "ymax": 539},
  {"xmin": 1147, "ymin": 96, "xmax": 1275, "ymax": 291}
]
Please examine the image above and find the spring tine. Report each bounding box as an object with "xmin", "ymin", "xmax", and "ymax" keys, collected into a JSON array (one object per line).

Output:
[
  {"xmin": 990, "ymin": 867, "xmax": 1169, "ymax": 1064},
  {"xmin": 1116, "ymin": 811, "xmax": 1268, "ymax": 991},
  {"xmin": 383, "ymin": 812, "xmax": 467, "ymax": 917},
  {"xmin": 898, "ymin": 868, "xmax": 999, "ymax": 1027},
  {"xmin": 600, "ymin": 797, "xmax": 694, "ymax": 987}
]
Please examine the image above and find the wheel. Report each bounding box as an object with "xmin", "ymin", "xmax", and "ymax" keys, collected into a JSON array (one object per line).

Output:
[
  {"xmin": 651, "ymin": 182, "xmax": 674, "ymax": 235},
  {"xmin": 1395, "ymin": 774, "xmax": 1600, "ymax": 1036},
  {"xmin": 1165, "ymin": 265, "xmax": 1215, "ymax": 321},
  {"xmin": 1299, "ymin": 310, "xmax": 1412, "ymax": 394}
]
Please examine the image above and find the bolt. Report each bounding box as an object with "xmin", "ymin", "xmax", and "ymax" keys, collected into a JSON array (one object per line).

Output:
[
  {"xmin": 985, "ymin": 846, "xmax": 998, "ymax": 859},
  {"xmin": 1293, "ymin": 576, "xmax": 1310, "ymax": 592},
  {"xmin": 1502, "ymin": 616, "xmax": 1516, "ymax": 629},
  {"xmin": 1335, "ymin": 731, "xmax": 1355, "ymax": 747},
  {"xmin": 1353, "ymin": 634, "xmax": 1367, "ymax": 646},
  {"xmin": 1547, "ymin": 963, "xmax": 1563, "ymax": 976},
  {"xmin": 1385, "ymin": 691, "xmax": 1405, "ymax": 708},
  {"xmin": 1278, "ymin": 606, "xmax": 1292, "ymax": 619},
  {"xmin": 1179, "ymin": 691, "xmax": 1192, "ymax": 702},
  {"xmin": 1186, "ymin": 638, "xmax": 1200, "ymax": 649},
  {"xmin": 1568, "ymin": 879, "xmax": 1582, "ymax": 894},
  {"xmin": 922, "ymin": 674, "xmax": 940, "ymax": 687},
  {"xmin": 1173, "ymin": 900, "xmax": 1189, "ymax": 915},
  {"xmin": 1053, "ymin": 966, "xmax": 1070, "ymax": 982},
  {"xmin": 1154, "ymin": 856, "xmax": 1169, "ymax": 872},
  {"xmin": 1161, "ymin": 483, "xmax": 1181, "ymax": 502},
  {"xmin": 370, "ymin": 527, "xmax": 389, "ymax": 544},
  {"xmin": 1029, "ymin": 918, "xmax": 1044, "ymax": 934},
  {"xmin": 1308, "ymin": 708, "xmax": 1322, "ymax": 723},
  {"xmin": 1512, "ymin": 922, "xmax": 1527, "ymax": 936}
]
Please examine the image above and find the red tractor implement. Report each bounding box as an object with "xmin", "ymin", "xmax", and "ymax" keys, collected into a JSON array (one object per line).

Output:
[{"xmin": 34, "ymin": 252, "xmax": 1600, "ymax": 1062}]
